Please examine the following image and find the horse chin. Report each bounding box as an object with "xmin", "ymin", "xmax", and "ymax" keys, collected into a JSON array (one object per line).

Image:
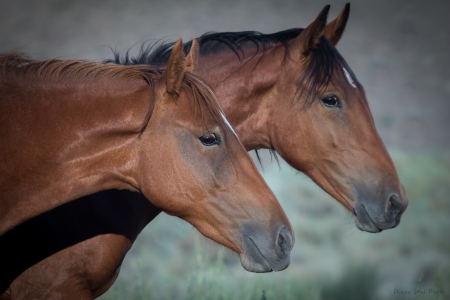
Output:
[
  {"xmin": 354, "ymin": 217, "xmax": 382, "ymax": 233},
  {"xmin": 354, "ymin": 201, "xmax": 383, "ymax": 233},
  {"xmin": 238, "ymin": 236, "xmax": 275, "ymax": 272},
  {"xmin": 239, "ymin": 252, "xmax": 273, "ymax": 273}
]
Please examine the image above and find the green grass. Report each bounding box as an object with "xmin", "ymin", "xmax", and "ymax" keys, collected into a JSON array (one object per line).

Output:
[
  {"xmin": 321, "ymin": 263, "xmax": 379, "ymax": 300},
  {"xmin": 99, "ymin": 151, "xmax": 450, "ymax": 300}
]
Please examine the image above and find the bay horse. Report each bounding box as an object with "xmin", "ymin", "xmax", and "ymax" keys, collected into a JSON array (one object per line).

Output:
[
  {"xmin": 0, "ymin": 39, "xmax": 294, "ymax": 299},
  {"xmin": 2, "ymin": 3, "xmax": 408, "ymax": 299}
]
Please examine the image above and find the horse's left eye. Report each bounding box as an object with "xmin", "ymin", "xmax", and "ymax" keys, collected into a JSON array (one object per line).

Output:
[
  {"xmin": 321, "ymin": 96, "xmax": 341, "ymax": 108},
  {"xmin": 199, "ymin": 133, "xmax": 219, "ymax": 146}
]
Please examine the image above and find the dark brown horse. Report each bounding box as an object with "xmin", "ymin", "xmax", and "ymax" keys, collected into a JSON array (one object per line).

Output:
[
  {"xmin": 0, "ymin": 39, "xmax": 294, "ymax": 299},
  {"xmin": 2, "ymin": 4, "xmax": 408, "ymax": 299}
]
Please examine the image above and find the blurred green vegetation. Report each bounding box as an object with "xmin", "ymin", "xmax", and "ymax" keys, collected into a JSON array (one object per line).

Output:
[{"xmin": 99, "ymin": 151, "xmax": 450, "ymax": 300}]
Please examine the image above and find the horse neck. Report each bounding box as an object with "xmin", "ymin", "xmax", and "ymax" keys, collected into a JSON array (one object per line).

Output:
[
  {"xmin": 0, "ymin": 77, "xmax": 149, "ymax": 235},
  {"xmin": 195, "ymin": 45, "xmax": 284, "ymax": 151}
]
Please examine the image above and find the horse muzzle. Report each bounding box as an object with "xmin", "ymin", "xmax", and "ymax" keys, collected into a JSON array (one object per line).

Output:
[
  {"xmin": 239, "ymin": 226, "xmax": 293, "ymax": 272},
  {"xmin": 354, "ymin": 191, "xmax": 408, "ymax": 233}
]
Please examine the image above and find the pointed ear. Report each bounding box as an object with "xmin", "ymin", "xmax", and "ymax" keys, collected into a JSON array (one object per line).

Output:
[
  {"xmin": 324, "ymin": 3, "xmax": 350, "ymax": 46},
  {"xmin": 291, "ymin": 5, "xmax": 330, "ymax": 59},
  {"xmin": 185, "ymin": 39, "xmax": 199, "ymax": 71},
  {"xmin": 166, "ymin": 38, "xmax": 186, "ymax": 96}
]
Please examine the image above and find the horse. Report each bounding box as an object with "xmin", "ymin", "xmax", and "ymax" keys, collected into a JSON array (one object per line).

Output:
[
  {"xmin": 0, "ymin": 39, "xmax": 294, "ymax": 299},
  {"xmin": 2, "ymin": 3, "xmax": 409, "ymax": 299}
]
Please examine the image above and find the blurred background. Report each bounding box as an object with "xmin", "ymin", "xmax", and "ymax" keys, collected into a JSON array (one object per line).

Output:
[{"xmin": 1, "ymin": 0, "xmax": 449, "ymax": 299}]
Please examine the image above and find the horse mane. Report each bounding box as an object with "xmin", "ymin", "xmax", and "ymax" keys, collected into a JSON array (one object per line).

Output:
[
  {"xmin": 0, "ymin": 52, "xmax": 226, "ymax": 134},
  {"xmin": 0, "ymin": 52, "xmax": 157, "ymax": 82},
  {"xmin": 105, "ymin": 28, "xmax": 361, "ymax": 108}
]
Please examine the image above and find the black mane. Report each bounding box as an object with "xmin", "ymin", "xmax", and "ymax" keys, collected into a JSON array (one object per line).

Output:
[
  {"xmin": 105, "ymin": 28, "xmax": 360, "ymax": 107},
  {"xmin": 105, "ymin": 29, "xmax": 303, "ymax": 66}
]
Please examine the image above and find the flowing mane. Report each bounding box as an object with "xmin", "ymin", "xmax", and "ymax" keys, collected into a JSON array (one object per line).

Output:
[
  {"xmin": 105, "ymin": 28, "xmax": 361, "ymax": 107},
  {"xmin": 0, "ymin": 52, "xmax": 156, "ymax": 81},
  {"xmin": 0, "ymin": 52, "xmax": 226, "ymax": 134}
]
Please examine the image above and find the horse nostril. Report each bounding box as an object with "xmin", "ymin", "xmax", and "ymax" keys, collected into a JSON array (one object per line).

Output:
[
  {"xmin": 387, "ymin": 194, "xmax": 402, "ymax": 219},
  {"xmin": 277, "ymin": 228, "xmax": 292, "ymax": 256},
  {"xmin": 278, "ymin": 234, "xmax": 284, "ymax": 247}
]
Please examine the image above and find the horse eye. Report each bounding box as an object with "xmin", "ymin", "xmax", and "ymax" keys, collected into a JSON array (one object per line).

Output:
[
  {"xmin": 199, "ymin": 133, "xmax": 219, "ymax": 146},
  {"xmin": 321, "ymin": 96, "xmax": 341, "ymax": 108}
]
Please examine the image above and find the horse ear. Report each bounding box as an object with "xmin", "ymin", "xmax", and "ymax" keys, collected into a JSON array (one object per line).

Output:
[
  {"xmin": 324, "ymin": 3, "xmax": 350, "ymax": 46},
  {"xmin": 291, "ymin": 5, "xmax": 330, "ymax": 59},
  {"xmin": 166, "ymin": 38, "xmax": 186, "ymax": 96},
  {"xmin": 185, "ymin": 39, "xmax": 199, "ymax": 71}
]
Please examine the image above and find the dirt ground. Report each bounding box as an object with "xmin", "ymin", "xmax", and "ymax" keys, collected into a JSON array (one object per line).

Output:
[{"xmin": 1, "ymin": 0, "xmax": 449, "ymax": 154}]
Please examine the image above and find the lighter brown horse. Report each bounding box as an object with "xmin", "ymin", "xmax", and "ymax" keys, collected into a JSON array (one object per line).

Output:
[
  {"xmin": 0, "ymin": 39, "xmax": 294, "ymax": 298},
  {"xmin": 2, "ymin": 4, "xmax": 408, "ymax": 299}
]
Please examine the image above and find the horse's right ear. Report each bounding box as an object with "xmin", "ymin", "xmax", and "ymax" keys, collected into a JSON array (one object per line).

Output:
[
  {"xmin": 185, "ymin": 39, "xmax": 199, "ymax": 71},
  {"xmin": 166, "ymin": 38, "xmax": 186, "ymax": 96},
  {"xmin": 324, "ymin": 3, "xmax": 350, "ymax": 46},
  {"xmin": 291, "ymin": 5, "xmax": 330, "ymax": 60}
]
